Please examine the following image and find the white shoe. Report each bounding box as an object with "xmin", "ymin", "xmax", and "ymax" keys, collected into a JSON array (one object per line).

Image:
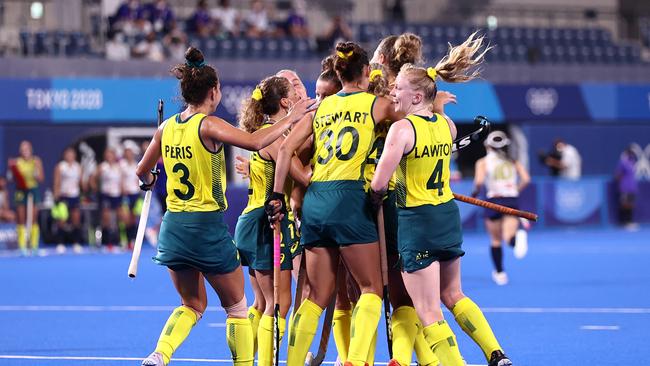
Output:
[
  {"xmin": 55, "ymin": 244, "xmax": 66, "ymax": 254},
  {"xmin": 72, "ymin": 243, "xmax": 83, "ymax": 254},
  {"xmin": 142, "ymin": 351, "xmax": 165, "ymax": 366},
  {"xmin": 492, "ymin": 271, "xmax": 509, "ymax": 286},
  {"xmin": 513, "ymin": 229, "xmax": 528, "ymax": 259}
]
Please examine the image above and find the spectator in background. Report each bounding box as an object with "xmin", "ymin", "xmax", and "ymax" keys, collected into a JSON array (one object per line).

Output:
[
  {"xmin": 317, "ymin": 15, "xmax": 353, "ymax": 53},
  {"xmin": 52, "ymin": 147, "xmax": 84, "ymax": 253},
  {"xmin": 186, "ymin": 0, "xmax": 213, "ymax": 37},
  {"xmin": 540, "ymin": 138, "xmax": 581, "ymax": 179},
  {"xmin": 106, "ymin": 32, "xmax": 131, "ymax": 61},
  {"xmin": 164, "ymin": 30, "xmax": 188, "ymax": 62},
  {"xmin": 245, "ymin": 0, "xmax": 270, "ymax": 38},
  {"xmin": 0, "ymin": 177, "xmax": 16, "ymax": 223},
  {"xmin": 132, "ymin": 31, "xmax": 165, "ymax": 61},
  {"xmin": 212, "ymin": 0, "xmax": 241, "ymax": 37},
  {"xmin": 615, "ymin": 146, "xmax": 639, "ymax": 230},
  {"xmin": 111, "ymin": 0, "xmax": 151, "ymax": 36},
  {"xmin": 141, "ymin": 0, "xmax": 176, "ymax": 35},
  {"xmin": 284, "ymin": 1, "xmax": 309, "ymax": 38}
]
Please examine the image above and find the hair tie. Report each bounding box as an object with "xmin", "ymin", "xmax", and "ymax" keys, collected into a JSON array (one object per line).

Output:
[
  {"xmin": 186, "ymin": 59, "xmax": 206, "ymax": 68},
  {"xmin": 369, "ymin": 69, "xmax": 383, "ymax": 82},
  {"xmin": 336, "ymin": 50, "xmax": 354, "ymax": 59},
  {"xmin": 251, "ymin": 87, "xmax": 263, "ymax": 101},
  {"xmin": 426, "ymin": 67, "xmax": 437, "ymax": 81}
]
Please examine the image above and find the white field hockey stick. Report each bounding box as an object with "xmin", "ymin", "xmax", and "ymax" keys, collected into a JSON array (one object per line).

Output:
[
  {"xmin": 25, "ymin": 192, "xmax": 33, "ymax": 246},
  {"xmin": 128, "ymin": 99, "xmax": 163, "ymax": 278}
]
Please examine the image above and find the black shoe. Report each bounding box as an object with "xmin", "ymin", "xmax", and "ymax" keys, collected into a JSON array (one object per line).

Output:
[{"xmin": 489, "ymin": 350, "xmax": 513, "ymax": 366}]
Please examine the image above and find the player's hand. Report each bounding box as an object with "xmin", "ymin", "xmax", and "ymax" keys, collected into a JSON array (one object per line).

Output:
[
  {"xmin": 287, "ymin": 98, "xmax": 320, "ymax": 124},
  {"xmin": 264, "ymin": 192, "xmax": 287, "ymax": 227},
  {"xmin": 368, "ymin": 188, "xmax": 387, "ymax": 210},
  {"xmin": 235, "ymin": 155, "xmax": 250, "ymax": 179},
  {"xmin": 139, "ymin": 169, "xmax": 159, "ymax": 191},
  {"xmin": 432, "ymin": 91, "xmax": 457, "ymax": 113}
]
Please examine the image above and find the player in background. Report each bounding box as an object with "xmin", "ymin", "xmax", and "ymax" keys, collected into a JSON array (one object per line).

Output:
[
  {"xmin": 8, "ymin": 140, "xmax": 44, "ymax": 255},
  {"xmin": 136, "ymin": 46, "xmax": 316, "ymax": 366},
  {"xmin": 0, "ymin": 177, "xmax": 16, "ymax": 223},
  {"xmin": 91, "ymin": 147, "xmax": 123, "ymax": 250},
  {"xmin": 120, "ymin": 142, "xmax": 143, "ymax": 249},
  {"xmin": 472, "ymin": 131, "xmax": 530, "ymax": 286},
  {"xmin": 52, "ymin": 147, "xmax": 84, "ymax": 253}
]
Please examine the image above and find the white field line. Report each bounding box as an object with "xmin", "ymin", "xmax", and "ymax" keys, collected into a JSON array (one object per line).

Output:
[
  {"xmin": 580, "ymin": 325, "xmax": 621, "ymax": 330},
  {"xmin": 0, "ymin": 305, "xmax": 649, "ymax": 314},
  {"xmin": 0, "ymin": 355, "xmax": 484, "ymax": 365}
]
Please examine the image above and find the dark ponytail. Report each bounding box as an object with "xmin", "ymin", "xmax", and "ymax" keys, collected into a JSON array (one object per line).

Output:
[
  {"xmin": 333, "ymin": 42, "xmax": 369, "ymax": 83},
  {"xmin": 170, "ymin": 47, "xmax": 219, "ymax": 106}
]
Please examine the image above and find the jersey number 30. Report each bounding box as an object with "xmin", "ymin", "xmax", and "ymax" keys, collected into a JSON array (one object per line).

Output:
[
  {"xmin": 173, "ymin": 162, "xmax": 195, "ymax": 200},
  {"xmin": 316, "ymin": 126, "xmax": 360, "ymax": 165},
  {"xmin": 427, "ymin": 159, "xmax": 444, "ymax": 196}
]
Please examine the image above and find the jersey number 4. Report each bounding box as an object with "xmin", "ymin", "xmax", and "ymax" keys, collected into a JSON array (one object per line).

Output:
[
  {"xmin": 316, "ymin": 126, "xmax": 360, "ymax": 165},
  {"xmin": 427, "ymin": 159, "xmax": 444, "ymax": 196},
  {"xmin": 173, "ymin": 162, "xmax": 195, "ymax": 200}
]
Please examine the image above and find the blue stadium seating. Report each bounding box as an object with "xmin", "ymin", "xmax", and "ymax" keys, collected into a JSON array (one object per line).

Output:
[{"xmin": 16, "ymin": 23, "xmax": 644, "ymax": 64}]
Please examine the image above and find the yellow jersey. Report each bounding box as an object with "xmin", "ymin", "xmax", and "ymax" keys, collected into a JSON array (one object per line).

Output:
[
  {"xmin": 242, "ymin": 124, "xmax": 275, "ymax": 213},
  {"xmin": 311, "ymin": 91, "xmax": 376, "ymax": 182},
  {"xmin": 162, "ymin": 113, "xmax": 227, "ymax": 212},
  {"xmin": 15, "ymin": 158, "xmax": 38, "ymax": 189},
  {"xmin": 363, "ymin": 120, "xmax": 396, "ymax": 190},
  {"xmin": 396, "ymin": 113, "xmax": 454, "ymax": 208}
]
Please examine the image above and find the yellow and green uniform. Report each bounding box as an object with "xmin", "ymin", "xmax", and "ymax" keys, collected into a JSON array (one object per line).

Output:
[
  {"xmin": 364, "ymin": 120, "xmax": 399, "ymax": 254},
  {"xmin": 153, "ymin": 112, "xmax": 239, "ymax": 275},
  {"xmin": 288, "ymin": 91, "xmax": 382, "ymax": 366},
  {"xmin": 300, "ymin": 91, "xmax": 378, "ymax": 247},
  {"xmin": 234, "ymin": 124, "xmax": 298, "ymax": 271},
  {"xmin": 396, "ymin": 113, "xmax": 464, "ymax": 273},
  {"xmin": 13, "ymin": 157, "xmax": 40, "ymax": 204}
]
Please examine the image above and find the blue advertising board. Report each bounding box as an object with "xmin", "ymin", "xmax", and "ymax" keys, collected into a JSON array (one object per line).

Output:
[{"xmin": 495, "ymin": 84, "xmax": 590, "ymax": 121}]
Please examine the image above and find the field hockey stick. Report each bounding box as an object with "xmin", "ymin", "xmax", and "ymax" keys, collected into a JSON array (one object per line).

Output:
[
  {"xmin": 453, "ymin": 193, "xmax": 538, "ymax": 221},
  {"xmin": 376, "ymin": 205, "xmax": 393, "ymax": 359},
  {"xmin": 452, "ymin": 115, "xmax": 490, "ymax": 153},
  {"xmin": 128, "ymin": 99, "xmax": 163, "ymax": 278},
  {"xmin": 273, "ymin": 225, "xmax": 281, "ymax": 366},
  {"xmin": 306, "ymin": 259, "xmax": 339, "ymax": 366},
  {"xmin": 25, "ymin": 192, "xmax": 33, "ymax": 246}
]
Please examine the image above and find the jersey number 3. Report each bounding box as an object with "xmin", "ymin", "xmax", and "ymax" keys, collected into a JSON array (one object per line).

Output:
[
  {"xmin": 427, "ymin": 159, "xmax": 444, "ymax": 196},
  {"xmin": 173, "ymin": 162, "xmax": 195, "ymax": 200}
]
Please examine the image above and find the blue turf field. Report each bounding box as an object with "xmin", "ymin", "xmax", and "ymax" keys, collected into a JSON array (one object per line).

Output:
[{"xmin": 1, "ymin": 227, "xmax": 649, "ymax": 366}]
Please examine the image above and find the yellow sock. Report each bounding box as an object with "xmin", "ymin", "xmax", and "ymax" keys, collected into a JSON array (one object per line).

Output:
[
  {"xmin": 226, "ymin": 317, "xmax": 254, "ymax": 366},
  {"xmin": 414, "ymin": 325, "xmax": 439, "ymax": 366},
  {"xmin": 257, "ymin": 315, "xmax": 287, "ymax": 366},
  {"xmin": 366, "ymin": 328, "xmax": 377, "ymax": 365},
  {"xmin": 390, "ymin": 306, "xmax": 418, "ymax": 366},
  {"xmin": 154, "ymin": 306, "xmax": 198, "ymax": 365},
  {"xmin": 452, "ymin": 297, "xmax": 502, "ymax": 360},
  {"xmin": 17, "ymin": 225, "xmax": 26, "ymax": 251},
  {"xmin": 248, "ymin": 306, "xmax": 262, "ymax": 354},
  {"xmin": 333, "ymin": 309, "xmax": 352, "ymax": 362},
  {"xmin": 348, "ymin": 293, "xmax": 381, "ymax": 366},
  {"xmin": 423, "ymin": 320, "xmax": 464, "ymax": 366},
  {"xmin": 287, "ymin": 299, "xmax": 322, "ymax": 366},
  {"xmin": 30, "ymin": 226, "xmax": 39, "ymax": 249}
]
